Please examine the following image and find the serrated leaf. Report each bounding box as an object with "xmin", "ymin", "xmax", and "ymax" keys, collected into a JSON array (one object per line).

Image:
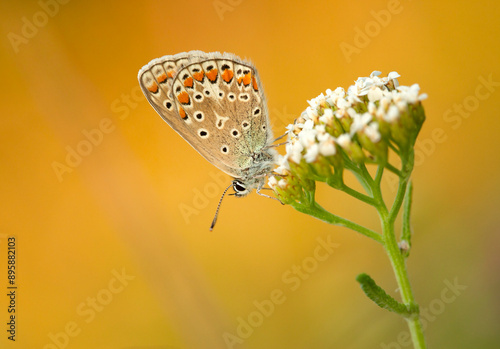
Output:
[{"xmin": 356, "ymin": 273, "xmax": 418, "ymax": 318}]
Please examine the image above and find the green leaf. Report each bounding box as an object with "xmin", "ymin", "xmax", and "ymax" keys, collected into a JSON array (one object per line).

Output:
[{"xmin": 356, "ymin": 273, "xmax": 418, "ymax": 318}]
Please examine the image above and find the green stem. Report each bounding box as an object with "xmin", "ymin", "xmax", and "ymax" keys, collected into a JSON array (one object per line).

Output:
[
  {"xmin": 342, "ymin": 154, "xmax": 373, "ymax": 196},
  {"xmin": 327, "ymin": 176, "xmax": 376, "ymax": 206},
  {"xmin": 388, "ymin": 155, "xmax": 414, "ymax": 223},
  {"xmin": 401, "ymin": 181, "xmax": 413, "ymax": 257},
  {"xmin": 389, "ymin": 179, "xmax": 408, "ymax": 223},
  {"xmin": 388, "ymin": 141, "xmax": 401, "ymax": 155},
  {"xmin": 385, "ymin": 163, "xmax": 403, "ymax": 177},
  {"xmin": 351, "ymin": 170, "xmax": 374, "ymax": 197},
  {"xmin": 340, "ymin": 183, "xmax": 376, "ymax": 206},
  {"xmin": 374, "ymin": 166, "xmax": 425, "ymax": 348},
  {"xmin": 359, "ymin": 163, "xmax": 375, "ymax": 186},
  {"xmin": 291, "ymin": 200, "xmax": 383, "ymax": 244},
  {"xmin": 368, "ymin": 160, "xmax": 425, "ymax": 348},
  {"xmin": 375, "ymin": 165, "xmax": 384, "ymax": 186},
  {"xmin": 371, "ymin": 177, "xmax": 388, "ymax": 217},
  {"xmin": 380, "ymin": 215, "xmax": 426, "ymax": 349}
]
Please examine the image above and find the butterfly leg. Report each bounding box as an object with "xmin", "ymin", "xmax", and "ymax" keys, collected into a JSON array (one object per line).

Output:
[
  {"xmin": 270, "ymin": 171, "xmax": 288, "ymax": 178},
  {"xmin": 272, "ymin": 132, "xmax": 288, "ymax": 143},
  {"xmin": 256, "ymin": 185, "xmax": 284, "ymax": 205},
  {"xmin": 267, "ymin": 133, "xmax": 289, "ymax": 148},
  {"xmin": 266, "ymin": 141, "xmax": 289, "ymax": 149}
]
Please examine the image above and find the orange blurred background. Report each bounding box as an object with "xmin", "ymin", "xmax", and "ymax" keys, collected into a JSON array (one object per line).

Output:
[{"xmin": 1, "ymin": 0, "xmax": 499, "ymax": 348}]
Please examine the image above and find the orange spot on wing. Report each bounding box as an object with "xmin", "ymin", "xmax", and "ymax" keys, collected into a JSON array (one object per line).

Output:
[
  {"xmin": 147, "ymin": 82, "xmax": 159, "ymax": 93},
  {"xmin": 184, "ymin": 76, "xmax": 193, "ymax": 88},
  {"xmin": 157, "ymin": 73, "xmax": 167, "ymax": 83},
  {"xmin": 222, "ymin": 69, "xmax": 234, "ymax": 83},
  {"xmin": 179, "ymin": 107, "xmax": 187, "ymax": 119},
  {"xmin": 252, "ymin": 76, "xmax": 259, "ymax": 91},
  {"xmin": 207, "ymin": 69, "xmax": 218, "ymax": 82},
  {"xmin": 177, "ymin": 91, "xmax": 190, "ymax": 105},
  {"xmin": 242, "ymin": 73, "xmax": 252, "ymax": 86},
  {"xmin": 167, "ymin": 70, "xmax": 175, "ymax": 78},
  {"xmin": 193, "ymin": 71, "xmax": 204, "ymax": 81}
]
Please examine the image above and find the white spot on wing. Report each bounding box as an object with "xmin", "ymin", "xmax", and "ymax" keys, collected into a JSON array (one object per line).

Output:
[
  {"xmin": 253, "ymin": 107, "xmax": 261, "ymax": 117},
  {"xmin": 193, "ymin": 92, "xmax": 204, "ymax": 102},
  {"xmin": 215, "ymin": 112, "xmax": 229, "ymax": 130},
  {"xmin": 230, "ymin": 128, "xmax": 241, "ymax": 138},
  {"xmin": 238, "ymin": 93, "xmax": 250, "ymax": 101},
  {"xmin": 194, "ymin": 111, "xmax": 204, "ymax": 122},
  {"xmin": 198, "ymin": 128, "xmax": 209, "ymax": 138}
]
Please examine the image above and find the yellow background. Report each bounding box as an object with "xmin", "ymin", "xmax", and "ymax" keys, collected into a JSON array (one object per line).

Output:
[{"xmin": 1, "ymin": 0, "xmax": 499, "ymax": 348}]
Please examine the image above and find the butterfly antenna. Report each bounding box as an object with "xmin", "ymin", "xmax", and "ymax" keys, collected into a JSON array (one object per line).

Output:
[{"xmin": 210, "ymin": 183, "xmax": 233, "ymax": 231}]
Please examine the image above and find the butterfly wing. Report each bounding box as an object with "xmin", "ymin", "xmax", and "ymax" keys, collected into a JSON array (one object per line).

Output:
[
  {"xmin": 138, "ymin": 51, "xmax": 234, "ymax": 175},
  {"xmin": 139, "ymin": 51, "xmax": 273, "ymax": 178},
  {"xmin": 167, "ymin": 52, "xmax": 273, "ymax": 178}
]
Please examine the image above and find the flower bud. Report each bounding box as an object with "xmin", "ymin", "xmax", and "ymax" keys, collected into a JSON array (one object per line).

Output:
[{"xmin": 271, "ymin": 71, "xmax": 427, "ymax": 201}]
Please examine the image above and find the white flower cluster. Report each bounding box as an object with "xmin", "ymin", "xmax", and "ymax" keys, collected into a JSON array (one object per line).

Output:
[{"xmin": 269, "ymin": 71, "xmax": 427, "ymax": 189}]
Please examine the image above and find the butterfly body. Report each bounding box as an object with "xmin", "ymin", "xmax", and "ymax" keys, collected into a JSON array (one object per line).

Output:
[{"xmin": 138, "ymin": 51, "xmax": 276, "ymax": 198}]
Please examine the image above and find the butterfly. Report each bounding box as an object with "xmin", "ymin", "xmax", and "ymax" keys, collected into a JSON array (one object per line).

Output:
[{"xmin": 137, "ymin": 51, "xmax": 282, "ymax": 229}]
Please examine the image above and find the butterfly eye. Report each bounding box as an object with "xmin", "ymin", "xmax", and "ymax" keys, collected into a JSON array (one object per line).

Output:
[{"xmin": 233, "ymin": 181, "xmax": 246, "ymax": 193}]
